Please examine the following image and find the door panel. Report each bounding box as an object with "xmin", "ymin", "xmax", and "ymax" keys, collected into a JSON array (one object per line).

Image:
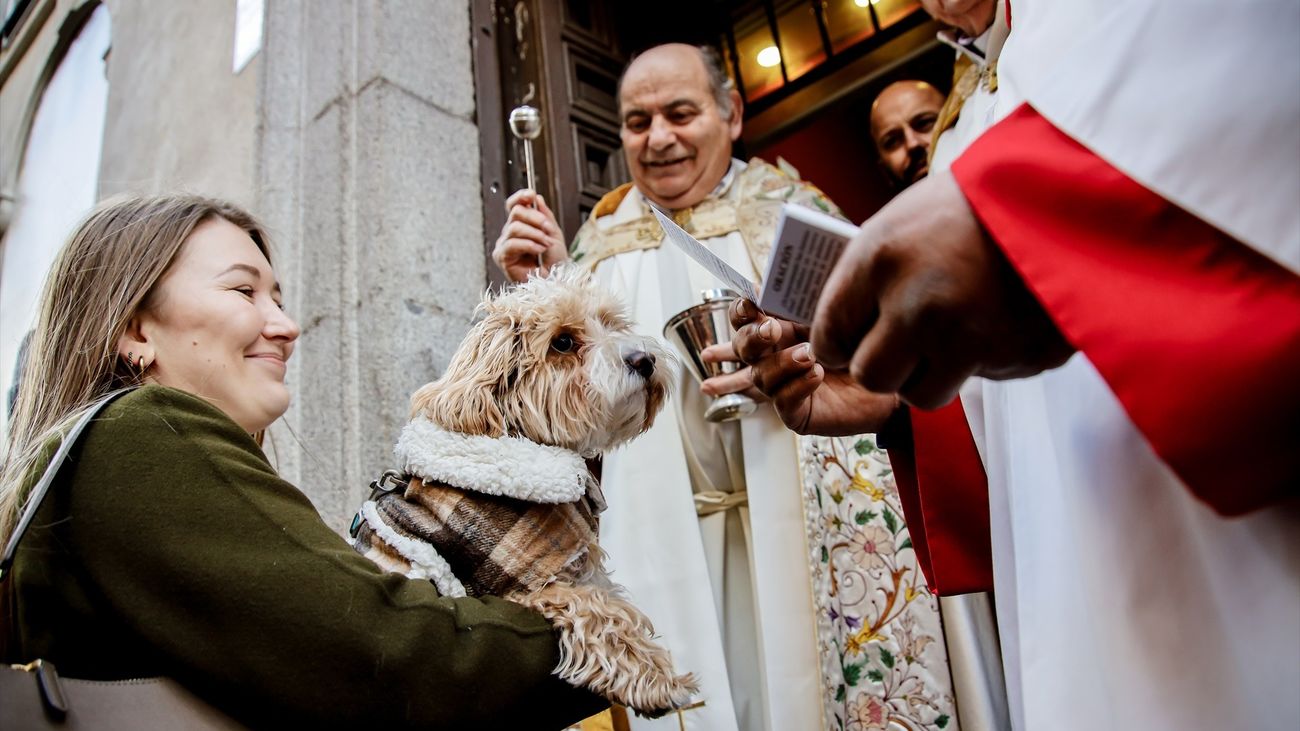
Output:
[{"xmin": 474, "ymin": 0, "xmax": 626, "ymax": 285}]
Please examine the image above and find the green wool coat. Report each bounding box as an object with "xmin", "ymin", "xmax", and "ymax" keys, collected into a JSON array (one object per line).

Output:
[{"xmin": 1, "ymin": 385, "xmax": 606, "ymax": 728}]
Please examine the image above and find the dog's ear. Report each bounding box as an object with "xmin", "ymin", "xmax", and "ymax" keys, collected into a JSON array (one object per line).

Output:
[{"xmin": 410, "ymin": 316, "xmax": 516, "ymax": 436}]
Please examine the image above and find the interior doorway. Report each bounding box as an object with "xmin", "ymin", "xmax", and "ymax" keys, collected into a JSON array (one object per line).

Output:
[{"xmin": 474, "ymin": 0, "xmax": 954, "ymax": 275}]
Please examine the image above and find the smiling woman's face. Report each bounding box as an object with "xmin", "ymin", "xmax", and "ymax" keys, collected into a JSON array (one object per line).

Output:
[{"xmin": 135, "ymin": 217, "xmax": 300, "ymax": 433}]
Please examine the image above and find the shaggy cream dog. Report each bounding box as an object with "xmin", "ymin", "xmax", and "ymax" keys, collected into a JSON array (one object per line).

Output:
[{"xmin": 351, "ymin": 266, "xmax": 697, "ymax": 715}]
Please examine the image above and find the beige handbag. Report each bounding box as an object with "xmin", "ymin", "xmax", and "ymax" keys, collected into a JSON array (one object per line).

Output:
[
  {"xmin": 0, "ymin": 390, "xmax": 245, "ymax": 729},
  {"xmin": 1, "ymin": 660, "xmax": 245, "ymax": 730}
]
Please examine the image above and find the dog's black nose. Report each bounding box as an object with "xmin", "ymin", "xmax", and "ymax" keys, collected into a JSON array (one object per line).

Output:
[{"xmin": 624, "ymin": 350, "xmax": 656, "ymax": 379}]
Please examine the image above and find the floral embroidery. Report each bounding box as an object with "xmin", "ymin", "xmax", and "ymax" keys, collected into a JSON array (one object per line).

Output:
[
  {"xmin": 845, "ymin": 694, "xmax": 890, "ymax": 731},
  {"xmin": 800, "ymin": 433, "xmax": 957, "ymax": 730},
  {"xmin": 849, "ymin": 525, "xmax": 896, "ymax": 571}
]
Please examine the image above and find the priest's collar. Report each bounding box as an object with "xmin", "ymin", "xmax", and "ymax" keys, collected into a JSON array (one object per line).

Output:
[
  {"xmin": 640, "ymin": 158, "xmax": 747, "ymax": 214},
  {"xmin": 939, "ymin": 27, "xmax": 986, "ymax": 62},
  {"xmin": 709, "ymin": 158, "xmax": 746, "ymax": 202}
]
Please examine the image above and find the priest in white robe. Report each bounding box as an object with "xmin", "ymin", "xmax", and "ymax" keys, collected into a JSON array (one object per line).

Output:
[{"xmin": 493, "ymin": 42, "xmax": 958, "ymax": 731}]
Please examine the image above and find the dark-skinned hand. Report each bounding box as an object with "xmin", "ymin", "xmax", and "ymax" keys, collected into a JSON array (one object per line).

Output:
[
  {"xmin": 697, "ymin": 352, "xmax": 767, "ymax": 403},
  {"xmin": 812, "ymin": 171, "xmax": 1075, "ymax": 409},
  {"xmin": 702, "ymin": 299, "xmax": 898, "ymax": 436},
  {"xmin": 491, "ymin": 189, "xmax": 570, "ymax": 283}
]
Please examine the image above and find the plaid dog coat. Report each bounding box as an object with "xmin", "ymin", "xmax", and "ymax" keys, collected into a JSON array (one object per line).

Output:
[{"xmin": 350, "ymin": 417, "xmax": 605, "ymax": 598}]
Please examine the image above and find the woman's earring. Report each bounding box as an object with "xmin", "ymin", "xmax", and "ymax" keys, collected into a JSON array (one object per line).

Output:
[{"xmin": 137, "ymin": 355, "xmax": 148, "ymax": 375}]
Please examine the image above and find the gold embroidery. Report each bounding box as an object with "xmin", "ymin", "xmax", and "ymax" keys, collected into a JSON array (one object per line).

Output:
[
  {"xmin": 571, "ymin": 159, "xmax": 842, "ymax": 274},
  {"xmin": 931, "ymin": 55, "xmax": 999, "ymax": 164},
  {"xmin": 592, "ymin": 183, "xmax": 633, "ymax": 219},
  {"xmin": 671, "ymin": 206, "xmax": 693, "ymax": 233},
  {"xmin": 983, "ymin": 63, "xmax": 998, "ymax": 92},
  {"xmin": 930, "ymin": 55, "xmax": 977, "ymax": 163}
]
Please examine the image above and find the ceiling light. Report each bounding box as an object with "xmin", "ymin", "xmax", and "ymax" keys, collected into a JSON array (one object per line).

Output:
[{"xmin": 757, "ymin": 45, "xmax": 781, "ymax": 68}]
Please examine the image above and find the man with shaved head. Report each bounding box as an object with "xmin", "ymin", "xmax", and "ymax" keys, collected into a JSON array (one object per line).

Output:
[
  {"xmin": 869, "ymin": 80, "xmax": 946, "ymax": 187},
  {"xmin": 493, "ymin": 42, "xmax": 956, "ymax": 731}
]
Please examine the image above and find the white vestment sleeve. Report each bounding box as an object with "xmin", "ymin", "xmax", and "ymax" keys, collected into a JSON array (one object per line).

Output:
[{"xmin": 998, "ymin": 0, "xmax": 1300, "ymax": 272}]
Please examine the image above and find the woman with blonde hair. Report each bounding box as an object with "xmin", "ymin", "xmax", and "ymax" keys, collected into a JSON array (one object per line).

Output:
[{"xmin": 0, "ymin": 193, "xmax": 604, "ymax": 727}]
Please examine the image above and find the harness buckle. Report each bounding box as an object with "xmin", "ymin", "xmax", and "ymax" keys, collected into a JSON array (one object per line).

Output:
[
  {"xmin": 349, "ymin": 469, "xmax": 409, "ymax": 538},
  {"xmin": 370, "ymin": 469, "xmax": 409, "ymax": 496}
]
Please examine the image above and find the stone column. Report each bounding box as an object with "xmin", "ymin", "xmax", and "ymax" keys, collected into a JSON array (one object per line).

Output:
[{"xmin": 257, "ymin": 0, "xmax": 485, "ymax": 531}]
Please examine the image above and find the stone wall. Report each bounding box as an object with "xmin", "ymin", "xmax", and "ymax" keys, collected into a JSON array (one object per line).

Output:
[
  {"xmin": 258, "ymin": 0, "xmax": 485, "ymax": 531},
  {"xmin": 97, "ymin": 0, "xmax": 258, "ymax": 205}
]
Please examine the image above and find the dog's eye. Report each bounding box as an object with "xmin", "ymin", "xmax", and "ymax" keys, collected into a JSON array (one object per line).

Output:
[{"xmin": 551, "ymin": 333, "xmax": 576, "ymax": 353}]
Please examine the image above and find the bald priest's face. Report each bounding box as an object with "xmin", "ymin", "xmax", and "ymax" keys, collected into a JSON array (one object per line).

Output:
[
  {"xmin": 618, "ymin": 44, "xmax": 742, "ymax": 211},
  {"xmin": 870, "ymin": 82, "xmax": 946, "ymax": 187}
]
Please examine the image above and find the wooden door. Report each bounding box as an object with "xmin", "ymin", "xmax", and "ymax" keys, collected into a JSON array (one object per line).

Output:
[{"xmin": 473, "ymin": 0, "xmax": 628, "ymax": 286}]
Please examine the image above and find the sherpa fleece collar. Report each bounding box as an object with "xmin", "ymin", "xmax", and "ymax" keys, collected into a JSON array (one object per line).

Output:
[{"xmin": 394, "ymin": 418, "xmax": 593, "ymax": 504}]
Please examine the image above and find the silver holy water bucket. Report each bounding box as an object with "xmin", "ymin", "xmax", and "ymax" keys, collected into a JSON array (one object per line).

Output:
[{"xmin": 663, "ymin": 289, "xmax": 758, "ymax": 423}]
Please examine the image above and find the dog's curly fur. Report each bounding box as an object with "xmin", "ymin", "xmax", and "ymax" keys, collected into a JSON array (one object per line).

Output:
[
  {"xmin": 410, "ymin": 266, "xmax": 669, "ymax": 456},
  {"xmin": 368, "ymin": 266, "xmax": 696, "ymax": 715}
]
